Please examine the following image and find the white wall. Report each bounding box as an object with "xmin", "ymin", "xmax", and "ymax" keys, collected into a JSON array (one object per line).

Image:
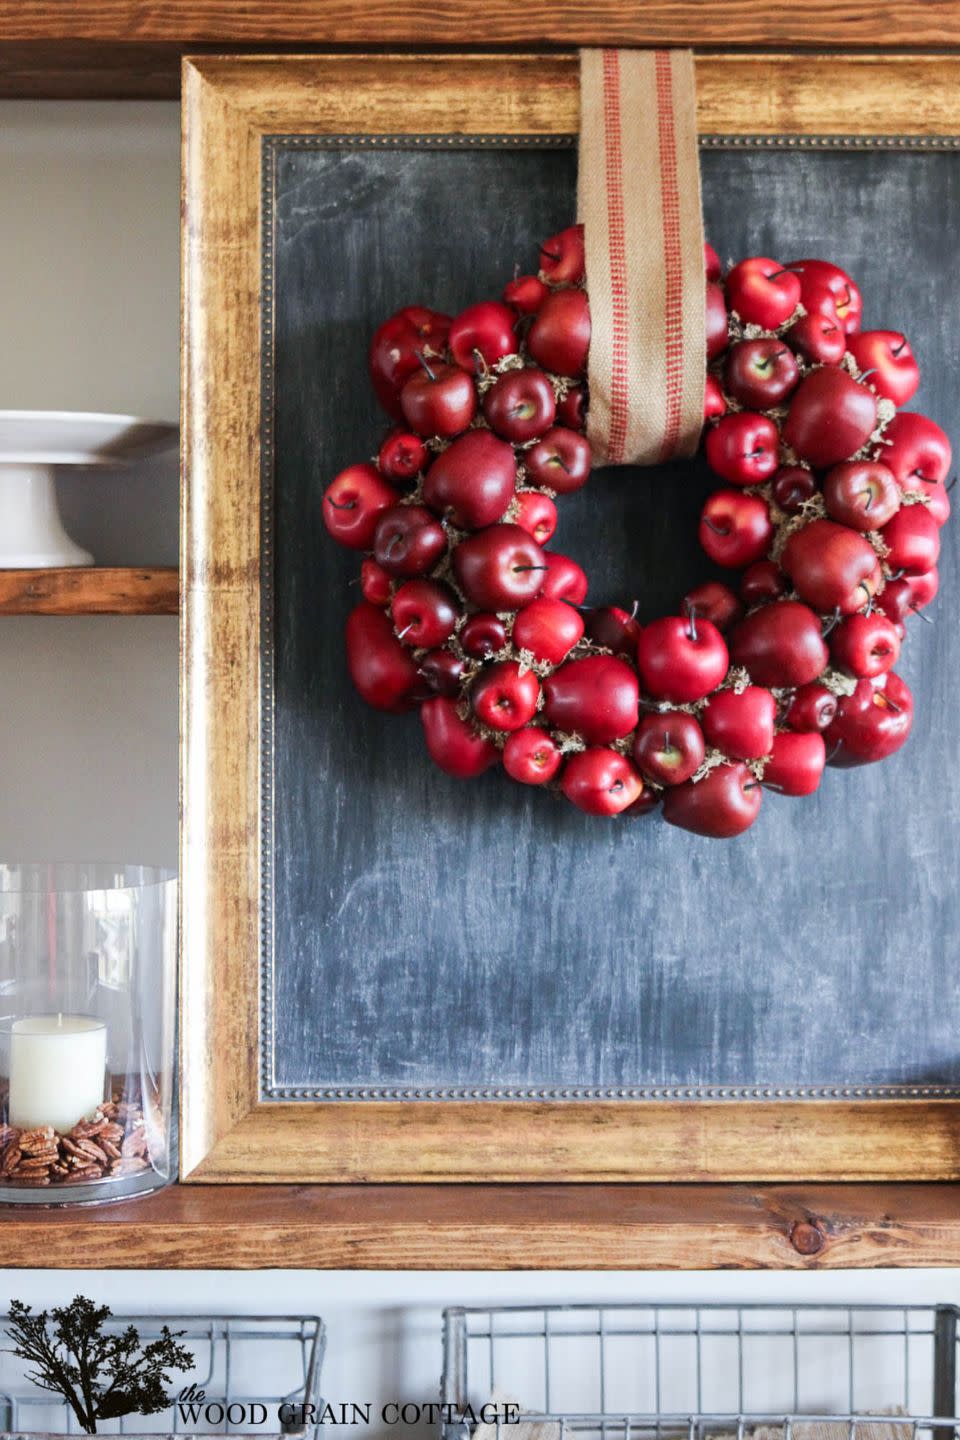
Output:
[
  {"xmin": 0, "ymin": 101, "xmax": 180, "ymax": 865},
  {"xmin": 1, "ymin": 99, "xmax": 958, "ymax": 1433}
]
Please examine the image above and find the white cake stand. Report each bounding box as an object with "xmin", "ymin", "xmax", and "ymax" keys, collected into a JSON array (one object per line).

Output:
[{"xmin": 0, "ymin": 412, "xmax": 178, "ymax": 568}]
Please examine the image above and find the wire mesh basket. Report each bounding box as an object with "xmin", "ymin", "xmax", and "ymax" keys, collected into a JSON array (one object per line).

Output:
[
  {"xmin": 0, "ymin": 1314, "xmax": 325, "ymax": 1438},
  {"xmin": 440, "ymin": 1305, "xmax": 960, "ymax": 1440}
]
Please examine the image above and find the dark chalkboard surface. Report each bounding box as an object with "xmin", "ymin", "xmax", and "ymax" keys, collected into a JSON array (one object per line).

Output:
[{"xmin": 262, "ymin": 139, "xmax": 960, "ymax": 1100}]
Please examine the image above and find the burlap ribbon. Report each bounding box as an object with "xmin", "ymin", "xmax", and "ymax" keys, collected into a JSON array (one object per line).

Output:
[{"xmin": 578, "ymin": 48, "xmax": 706, "ymax": 467}]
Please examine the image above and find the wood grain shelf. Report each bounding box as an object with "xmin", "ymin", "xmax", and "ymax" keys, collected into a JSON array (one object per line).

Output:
[
  {"xmin": 4, "ymin": 5, "xmax": 960, "ymax": 99},
  {"xmin": 1, "ymin": 1183, "xmax": 960, "ymax": 1269},
  {"xmin": 0, "ymin": 567, "xmax": 178, "ymax": 615}
]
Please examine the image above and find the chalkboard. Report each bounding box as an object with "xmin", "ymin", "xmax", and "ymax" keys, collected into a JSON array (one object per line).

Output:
[{"xmin": 261, "ymin": 139, "xmax": 960, "ymax": 1101}]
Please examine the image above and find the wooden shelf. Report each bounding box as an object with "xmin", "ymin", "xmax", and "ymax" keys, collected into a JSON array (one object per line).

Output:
[
  {"xmin": 1, "ymin": 1183, "xmax": 960, "ymax": 1269},
  {"xmin": 0, "ymin": 567, "xmax": 178, "ymax": 615},
  {"xmin": 4, "ymin": 6, "xmax": 960, "ymax": 99}
]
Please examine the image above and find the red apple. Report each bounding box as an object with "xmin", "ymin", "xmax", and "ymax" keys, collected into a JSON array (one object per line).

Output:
[
  {"xmin": 503, "ymin": 273, "xmax": 548, "ymax": 315},
  {"xmin": 323, "ymin": 463, "xmax": 399, "ymax": 550},
  {"xmin": 513, "ymin": 490, "xmax": 558, "ymax": 546},
  {"xmin": 699, "ymin": 489, "xmax": 773, "ymax": 568},
  {"xmin": 739, "ymin": 559, "xmax": 786, "ymax": 607},
  {"xmin": 764, "ymin": 731, "xmax": 826, "ymax": 796},
  {"xmin": 448, "ymin": 300, "xmax": 517, "ymax": 371},
  {"xmin": 876, "ymin": 576, "xmax": 913, "ymax": 625},
  {"xmin": 771, "ymin": 466, "xmax": 817, "ymax": 514},
  {"xmin": 704, "ymin": 373, "xmax": 727, "ymax": 421},
  {"xmin": 785, "ymin": 313, "xmax": 847, "ymax": 366},
  {"xmin": 422, "ymin": 429, "xmax": 516, "ymax": 529},
  {"xmin": 503, "ymin": 727, "xmax": 562, "ymax": 785},
  {"xmin": 682, "ymin": 581, "xmax": 743, "ymax": 633},
  {"xmin": 785, "ymin": 682, "xmax": 838, "ymax": 732},
  {"xmin": 880, "ymin": 504, "xmax": 940, "ymax": 575},
  {"xmin": 345, "ymin": 602, "xmax": 421, "ymax": 712},
  {"xmin": 527, "ymin": 288, "xmax": 591, "ymax": 377},
  {"xmin": 543, "ymin": 654, "xmax": 640, "ymax": 743},
  {"xmin": 830, "ymin": 611, "xmax": 900, "ymax": 679},
  {"xmin": 881, "ymin": 411, "xmax": 952, "ymax": 525},
  {"xmin": 701, "ymin": 685, "xmax": 776, "ymax": 761},
  {"xmin": 460, "ymin": 612, "xmax": 507, "ymax": 658},
  {"xmin": 368, "ymin": 306, "xmax": 450, "ymax": 419},
  {"xmin": 539, "ymin": 224, "xmax": 585, "ymax": 285},
  {"xmin": 730, "ymin": 601, "xmax": 829, "ymax": 687},
  {"xmin": 790, "ymin": 259, "xmax": 862, "ymax": 334},
  {"xmin": 525, "ymin": 427, "xmax": 592, "ymax": 493},
  {"xmin": 452, "ymin": 524, "xmax": 547, "ymax": 610},
  {"xmin": 560, "ymin": 748, "xmax": 643, "ymax": 817},
  {"xmin": 636, "ymin": 615, "xmax": 729, "ymax": 704},
  {"xmin": 391, "ymin": 579, "xmax": 459, "ymax": 648},
  {"xmin": 541, "ymin": 551, "xmax": 588, "ymax": 604},
  {"xmin": 419, "ymin": 648, "xmax": 464, "ymax": 697},
  {"xmin": 724, "ymin": 339, "xmax": 799, "ymax": 409},
  {"xmin": 847, "ymin": 330, "xmax": 920, "ymax": 406},
  {"xmin": 421, "ymin": 696, "xmax": 499, "ymax": 778},
  {"xmin": 373, "ymin": 504, "xmax": 447, "ymax": 578},
  {"xmin": 557, "ymin": 385, "xmax": 586, "ymax": 431},
  {"xmin": 823, "ymin": 460, "xmax": 900, "ymax": 530},
  {"xmin": 400, "ymin": 358, "xmax": 477, "ymax": 438},
  {"xmin": 378, "ymin": 430, "xmax": 429, "ymax": 483},
  {"xmin": 360, "ymin": 557, "xmax": 392, "ymax": 606},
  {"xmin": 706, "ymin": 413, "xmax": 780, "ymax": 486},
  {"xmin": 471, "ymin": 660, "xmax": 540, "ymax": 732},
  {"xmin": 633, "ymin": 711, "xmax": 705, "ymax": 786},
  {"xmin": 909, "ymin": 567, "xmax": 939, "ymax": 611},
  {"xmin": 825, "ymin": 671, "xmax": 913, "ymax": 766},
  {"xmin": 587, "ymin": 605, "xmax": 643, "ymax": 657},
  {"xmin": 483, "ymin": 367, "xmax": 556, "ymax": 443},
  {"xmin": 781, "ymin": 519, "xmax": 882, "ymax": 613},
  {"xmin": 783, "ymin": 367, "xmax": 877, "ymax": 468},
  {"xmin": 662, "ymin": 761, "xmax": 762, "ymax": 838},
  {"xmin": 706, "ymin": 281, "xmax": 730, "ymax": 361},
  {"xmin": 725, "ymin": 256, "xmax": 801, "ymax": 328},
  {"xmin": 704, "ymin": 241, "xmax": 722, "ymax": 281},
  {"xmin": 513, "ymin": 596, "xmax": 584, "ymax": 664}
]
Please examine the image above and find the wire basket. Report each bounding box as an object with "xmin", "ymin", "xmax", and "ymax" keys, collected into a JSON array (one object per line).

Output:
[
  {"xmin": 0, "ymin": 1315, "xmax": 324, "ymax": 1438},
  {"xmin": 440, "ymin": 1305, "xmax": 960, "ymax": 1440}
]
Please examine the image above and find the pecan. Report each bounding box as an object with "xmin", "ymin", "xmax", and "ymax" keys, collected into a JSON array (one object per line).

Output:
[
  {"xmin": 10, "ymin": 1172, "xmax": 50, "ymax": 1186},
  {"xmin": 101, "ymin": 1139, "xmax": 122, "ymax": 1161},
  {"xmin": 121, "ymin": 1131, "xmax": 147, "ymax": 1158},
  {"xmin": 64, "ymin": 1165, "xmax": 102, "ymax": 1182},
  {"xmin": 100, "ymin": 1122, "xmax": 124, "ymax": 1144},
  {"xmin": 114, "ymin": 1155, "xmax": 149, "ymax": 1175},
  {"xmin": 0, "ymin": 1144, "xmax": 22, "ymax": 1176},
  {"xmin": 76, "ymin": 1138, "xmax": 108, "ymax": 1165},
  {"xmin": 19, "ymin": 1126, "xmax": 55, "ymax": 1155}
]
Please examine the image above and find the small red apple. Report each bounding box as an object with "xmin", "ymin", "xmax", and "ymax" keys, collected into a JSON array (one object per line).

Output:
[
  {"xmin": 847, "ymin": 329, "xmax": 920, "ymax": 406},
  {"xmin": 783, "ymin": 367, "xmax": 877, "ymax": 468},
  {"xmin": 360, "ymin": 557, "xmax": 392, "ymax": 606},
  {"xmin": 633, "ymin": 711, "xmax": 705, "ymax": 786},
  {"xmin": 785, "ymin": 682, "xmax": 838, "ymax": 732},
  {"xmin": 422, "ymin": 429, "xmax": 517, "ymax": 529},
  {"xmin": 706, "ymin": 413, "xmax": 780, "ymax": 487},
  {"xmin": 682, "ymin": 581, "xmax": 743, "ymax": 633},
  {"xmin": 527, "ymin": 288, "xmax": 591, "ymax": 377},
  {"xmin": 421, "ymin": 696, "xmax": 499, "ymax": 777},
  {"xmin": 587, "ymin": 605, "xmax": 643, "ymax": 657},
  {"xmin": 699, "ymin": 489, "xmax": 773, "ymax": 569},
  {"xmin": 790, "ymin": 259, "xmax": 862, "ymax": 334},
  {"xmin": 561, "ymin": 748, "xmax": 643, "ymax": 816},
  {"xmin": 823, "ymin": 460, "xmax": 901, "ymax": 531},
  {"xmin": 345, "ymin": 602, "xmax": 421, "ymax": 712},
  {"xmin": 724, "ymin": 339, "xmax": 799, "ymax": 409},
  {"xmin": 471, "ymin": 660, "xmax": 540, "ymax": 732},
  {"xmin": 704, "ymin": 241, "xmax": 722, "ymax": 281},
  {"xmin": 825, "ymin": 671, "xmax": 913, "ymax": 766},
  {"xmin": 704, "ymin": 373, "xmax": 727, "ymax": 421},
  {"xmin": 730, "ymin": 601, "xmax": 829, "ymax": 687},
  {"xmin": 453, "ymin": 525, "xmax": 547, "ymax": 610},
  {"xmin": 513, "ymin": 596, "xmax": 584, "ymax": 664},
  {"xmin": 662, "ymin": 761, "xmax": 762, "ymax": 838},
  {"xmin": 513, "ymin": 490, "xmax": 558, "ymax": 546},
  {"xmin": 391, "ymin": 579, "xmax": 459, "ymax": 648},
  {"xmin": 503, "ymin": 273, "xmax": 549, "ymax": 315},
  {"xmin": 771, "ymin": 466, "xmax": 817, "ymax": 514},
  {"xmin": 460, "ymin": 612, "xmax": 507, "ymax": 658},
  {"xmin": 323, "ymin": 463, "xmax": 399, "ymax": 550},
  {"xmin": 368, "ymin": 306, "xmax": 450, "ymax": 419},
  {"xmin": 881, "ymin": 412, "xmax": 952, "ymax": 524},
  {"xmin": 879, "ymin": 504, "xmax": 940, "ymax": 576},
  {"xmin": 705, "ymin": 281, "xmax": 730, "ymax": 360},
  {"xmin": 701, "ymin": 685, "xmax": 777, "ymax": 761},
  {"xmin": 739, "ymin": 559, "xmax": 786, "ymax": 607},
  {"xmin": 373, "ymin": 504, "xmax": 447, "ymax": 578},
  {"xmin": 400, "ymin": 358, "xmax": 477, "ymax": 438},
  {"xmin": 830, "ymin": 611, "xmax": 900, "ymax": 679},
  {"xmin": 503, "ymin": 727, "xmax": 562, "ymax": 785},
  {"xmin": 419, "ymin": 648, "xmax": 465, "ymax": 697},
  {"xmin": 785, "ymin": 313, "xmax": 847, "ymax": 366},
  {"xmin": 636, "ymin": 615, "xmax": 729, "ymax": 704},
  {"xmin": 448, "ymin": 300, "xmax": 517, "ymax": 370},
  {"xmin": 483, "ymin": 367, "xmax": 556, "ymax": 443},
  {"xmin": 378, "ymin": 430, "xmax": 429, "ymax": 483},
  {"xmin": 781, "ymin": 519, "xmax": 883, "ymax": 614},
  {"xmin": 764, "ymin": 731, "xmax": 826, "ymax": 796},
  {"xmin": 543, "ymin": 655, "xmax": 640, "ymax": 743},
  {"xmin": 538, "ymin": 224, "xmax": 585, "ymax": 285},
  {"xmin": 725, "ymin": 257, "xmax": 801, "ymax": 328},
  {"xmin": 541, "ymin": 551, "xmax": 588, "ymax": 605},
  {"xmin": 525, "ymin": 427, "xmax": 592, "ymax": 493}
]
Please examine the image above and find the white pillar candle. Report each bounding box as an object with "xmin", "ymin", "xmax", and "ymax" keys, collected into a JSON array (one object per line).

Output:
[{"xmin": 8, "ymin": 1014, "xmax": 107, "ymax": 1132}]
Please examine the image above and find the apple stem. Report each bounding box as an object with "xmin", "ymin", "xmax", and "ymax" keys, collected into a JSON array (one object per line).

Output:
[
  {"xmin": 859, "ymin": 487, "xmax": 874, "ymax": 511},
  {"xmin": 857, "ymin": 367, "xmax": 878, "ymax": 385},
  {"xmin": 701, "ymin": 516, "xmax": 729, "ymax": 536},
  {"xmin": 513, "ymin": 564, "xmax": 549, "ymax": 573},
  {"xmin": 414, "ymin": 349, "xmax": 436, "ymax": 383},
  {"xmin": 513, "ymin": 261, "xmax": 521, "ymax": 281},
  {"xmin": 766, "ymin": 269, "xmax": 793, "ymax": 281},
  {"xmin": 825, "ymin": 739, "xmax": 843, "ymax": 765},
  {"xmin": 396, "ymin": 622, "xmax": 415, "ymax": 640},
  {"xmin": 472, "ymin": 347, "xmax": 489, "ymax": 379},
  {"xmin": 762, "ymin": 780, "xmax": 787, "ymax": 794},
  {"xmin": 887, "ymin": 567, "xmax": 905, "ymax": 582},
  {"xmin": 880, "ymin": 694, "xmax": 903, "ymax": 714},
  {"xmin": 540, "ymin": 247, "xmax": 562, "ymax": 262},
  {"xmin": 948, "ymin": 474, "xmax": 958, "ymax": 494},
  {"xmin": 549, "ymin": 454, "xmax": 572, "ymax": 474},
  {"xmin": 629, "ymin": 599, "xmax": 640, "ymax": 622},
  {"xmin": 821, "ymin": 607, "xmax": 842, "ymax": 638},
  {"xmin": 892, "ymin": 337, "xmax": 908, "ymax": 357},
  {"xmin": 327, "ymin": 497, "xmax": 356, "ymax": 510},
  {"xmin": 909, "ymin": 605, "xmax": 934, "ymax": 625}
]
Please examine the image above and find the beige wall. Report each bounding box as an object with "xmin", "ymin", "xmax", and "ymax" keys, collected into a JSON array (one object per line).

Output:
[{"xmin": 0, "ymin": 101, "xmax": 180, "ymax": 864}]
